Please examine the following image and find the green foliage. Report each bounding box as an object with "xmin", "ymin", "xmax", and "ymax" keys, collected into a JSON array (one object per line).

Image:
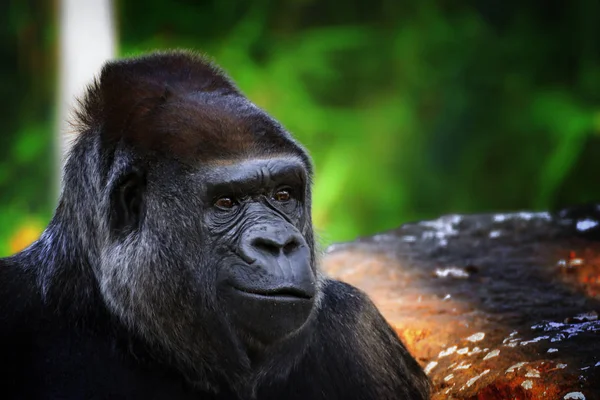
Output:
[
  {"xmin": 0, "ymin": 122, "xmax": 53, "ymax": 255},
  {"xmin": 1, "ymin": 0, "xmax": 600, "ymax": 256},
  {"xmin": 0, "ymin": 0, "xmax": 55, "ymax": 256},
  {"xmin": 531, "ymin": 91, "xmax": 597, "ymax": 208}
]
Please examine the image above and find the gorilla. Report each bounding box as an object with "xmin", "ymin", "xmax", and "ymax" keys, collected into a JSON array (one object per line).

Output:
[{"xmin": 0, "ymin": 50, "xmax": 430, "ymax": 399}]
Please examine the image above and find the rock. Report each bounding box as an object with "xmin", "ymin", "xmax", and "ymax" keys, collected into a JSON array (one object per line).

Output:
[{"xmin": 322, "ymin": 210, "xmax": 600, "ymax": 399}]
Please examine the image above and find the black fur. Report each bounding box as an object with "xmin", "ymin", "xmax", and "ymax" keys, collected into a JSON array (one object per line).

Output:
[{"xmin": 0, "ymin": 50, "xmax": 430, "ymax": 399}]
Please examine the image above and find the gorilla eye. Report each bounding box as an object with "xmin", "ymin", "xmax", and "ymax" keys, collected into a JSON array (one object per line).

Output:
[
  {"xmin": 273, "ymin": 189, "xmax": 291, "ymax": 202},
  {"xmin": 215, "ymin": 197, "xmax": 235, "ymax": 209}
]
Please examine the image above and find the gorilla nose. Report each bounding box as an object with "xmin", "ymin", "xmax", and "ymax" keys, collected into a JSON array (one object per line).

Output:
[
  {"xmin": 240, "ymin": 224, "xmax": 306, "ymax": 262},
  {"xmin": 250, "ymin": 232, "xmax": 301, "ymax": 256},
  {"xmin": 238, "ymin": 224, "xmax": 314, "ymax": 297}
]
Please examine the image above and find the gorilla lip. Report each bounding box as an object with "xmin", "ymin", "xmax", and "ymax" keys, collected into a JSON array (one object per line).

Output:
[{"xmin": 231, "ymin": 285, "xmax": 314, "ymax": 300}]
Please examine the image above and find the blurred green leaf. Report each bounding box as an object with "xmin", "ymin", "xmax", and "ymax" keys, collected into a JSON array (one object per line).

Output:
[{"xmin": 3, "ymin": 0, "xmax": 600, "ymax": 256}]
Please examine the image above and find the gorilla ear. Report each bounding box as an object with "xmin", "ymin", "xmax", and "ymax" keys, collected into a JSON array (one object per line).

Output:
[{"xmin": 110, "ymin": 169, "xmax": 146, "ymax": 235}]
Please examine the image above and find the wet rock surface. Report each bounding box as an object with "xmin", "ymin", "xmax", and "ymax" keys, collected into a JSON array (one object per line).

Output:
[{"xmin": 322, "ymin": 210, "xmax": 600, "ymax": 399}]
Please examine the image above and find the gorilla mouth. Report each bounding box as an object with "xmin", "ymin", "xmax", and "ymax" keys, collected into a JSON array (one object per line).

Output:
[
  {"xmin": 232, "ymin": 285, "xmax": 314, "ymax": 300},
  {"xmin": 226, "ymin": 282, "xmax": 316, "ymax": 345}
]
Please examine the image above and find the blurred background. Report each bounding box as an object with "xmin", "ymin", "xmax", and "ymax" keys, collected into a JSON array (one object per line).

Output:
[{"xmin": 1, "ymin": 0, "xmax": 600, "ymax": 256}]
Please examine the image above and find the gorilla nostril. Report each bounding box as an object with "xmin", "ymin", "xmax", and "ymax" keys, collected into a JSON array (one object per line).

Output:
[
  {"xmin": 282, "ymin": 238, "xmax": 300, "ymax": 255},
  {"xmin": 251, "ymin": 237, "xmax": 281, "ymax": 256}
]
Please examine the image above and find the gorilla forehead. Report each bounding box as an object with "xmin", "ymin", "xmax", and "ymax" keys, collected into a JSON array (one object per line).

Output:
[{"xmin": 136, "ymin": 91, "xmax": 307, "ymax": 166}]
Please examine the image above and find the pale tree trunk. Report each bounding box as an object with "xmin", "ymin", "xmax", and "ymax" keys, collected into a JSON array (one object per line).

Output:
[{"xmin": 56, "ymin": 0, "xmax": 116, "ymax": 195}]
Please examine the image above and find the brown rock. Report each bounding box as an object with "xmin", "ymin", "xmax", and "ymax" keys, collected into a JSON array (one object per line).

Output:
[{"xmin": 322, "ymin": 211, "xmax": 600, "ymax": 399}]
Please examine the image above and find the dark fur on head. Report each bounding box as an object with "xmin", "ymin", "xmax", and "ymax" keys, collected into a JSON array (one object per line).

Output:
[{"xmin": 74, "ymin": 50, "xmax": 311, "ymax": 171}]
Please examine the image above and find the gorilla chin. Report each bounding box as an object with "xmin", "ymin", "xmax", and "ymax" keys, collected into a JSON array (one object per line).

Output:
[{"xmin": 221, "ymin": 284, "xmax": 315, "ymax": 346}]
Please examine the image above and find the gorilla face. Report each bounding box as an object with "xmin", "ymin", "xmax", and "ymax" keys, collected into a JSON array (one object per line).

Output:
[{"xmin": 203, "ymin": 157, "xmax": 317, "ymax": 345}]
